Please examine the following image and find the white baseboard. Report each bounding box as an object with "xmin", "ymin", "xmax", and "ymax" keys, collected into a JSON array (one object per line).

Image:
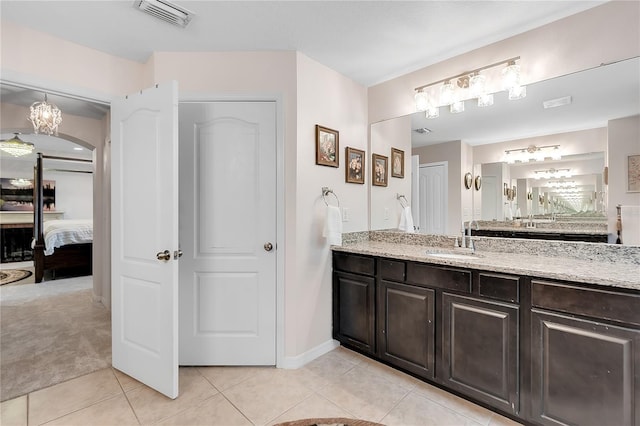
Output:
[{"xmin": 279, "ymin": 339, "xmax": 340, "ymax": 369}]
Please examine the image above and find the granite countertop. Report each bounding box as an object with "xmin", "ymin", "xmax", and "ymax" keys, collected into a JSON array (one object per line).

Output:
[{"xmin": 333, "ymin": 240, "xmax": 640, "ymax": 291}]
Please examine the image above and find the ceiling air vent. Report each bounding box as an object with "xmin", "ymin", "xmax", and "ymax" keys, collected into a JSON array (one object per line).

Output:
[{"xmin": 133, "ymin": 0, "xmax": 194, "ymax": 28}]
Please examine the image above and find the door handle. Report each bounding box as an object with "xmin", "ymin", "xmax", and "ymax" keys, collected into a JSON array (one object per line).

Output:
[
  {"xmin": 156, "ymin": 250, "xmax": 171, "ymax": 261},
  {"xmin": 174, "ymin": 249, "xmax": 183, "ymax": 260},
  {"xmin": 264, "ymin": 242, "xmax": 273, "ymax": 252}
]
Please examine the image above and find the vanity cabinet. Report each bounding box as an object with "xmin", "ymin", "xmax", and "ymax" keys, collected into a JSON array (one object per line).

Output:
[
  {"xmin": 529, "ymin": 280, "xmax": 640, "ymax": 426},
  {"xmin": 442, "ymin": 292, "xmax": 520, "ymax": 415},
  {"xmin": 332, "ymin": 250, "xmax": 640, "ymax": 425},
  {"xmin": 377, "ymin": 277, "xmax": 435, "ymax": 379},
  {"xmin": 332, "ymin": 252, "xmax": 376, "ymax": 355}
]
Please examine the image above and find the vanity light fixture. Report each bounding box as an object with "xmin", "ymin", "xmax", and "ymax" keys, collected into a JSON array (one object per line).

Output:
[
  {"xmin": 414, "ymin": 56, "xmax": 526, "ymax": 118},
  {"xmin": 503, "ymin": 144, "xmax": 561, "ymax": 164},
  {"xmin": 533, "ymin": 168, "xmax": 572, "ymax": 179},
  {"xmin": 29, "ymin": 93, "xmax": 62, "ymax": 136}
]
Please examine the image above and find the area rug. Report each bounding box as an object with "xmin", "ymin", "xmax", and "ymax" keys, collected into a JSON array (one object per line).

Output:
[
  {"xmin": 0, "ymin": 269, "xmax": 33, "ymax": 285},
  {"xmin": 274, "ymin": 419, "xmax": 385, "ymax": 426}
]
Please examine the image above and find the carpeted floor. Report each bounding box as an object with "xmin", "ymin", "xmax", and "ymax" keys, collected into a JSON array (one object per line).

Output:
[{"xmin": 0, "ymin": 272, "xmax": 111, "ymax": 402}]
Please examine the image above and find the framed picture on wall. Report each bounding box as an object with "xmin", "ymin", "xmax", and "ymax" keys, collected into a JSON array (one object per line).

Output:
[
  {"xmin": 628, "ymin": 154, "xmax": 640, "ymax": 192},
  {"xmin": 345, "ymin": 147, "xmax": 365, "ymax": 184},
  {"xmin": 315, "ymin": 125, "xmax": 339, "ymax": 167},
  {"xmin": 372, "ymin": 153, "xmax": 388, "ymax": 187},
  {"xmin": 391, "ymin": 147, "xmax": 404, "ymax": 178}
]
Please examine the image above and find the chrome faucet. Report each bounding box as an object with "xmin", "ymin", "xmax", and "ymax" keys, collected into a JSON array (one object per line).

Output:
[{"xmin": 462, "ymin": 219, "xmax": 480, "ymax": 252}]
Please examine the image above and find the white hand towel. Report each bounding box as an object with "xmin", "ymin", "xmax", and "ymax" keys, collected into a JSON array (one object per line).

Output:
[
  {"xmin": 621, "ymin": 205, "xmax": 640, "ymax": 245},
  {"xmin": 398, "ymin": 206, "xmax": 415, "ymax": 233},
  {"xmin": 323, "ymin": 205, "xmax": 342, "ymax": 246}
]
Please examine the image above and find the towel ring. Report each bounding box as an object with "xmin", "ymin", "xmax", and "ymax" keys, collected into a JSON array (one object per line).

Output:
[
  {"xmin": 322, "ymin": 187, "xmax": 340, "ymax": 207},
  {"xmin": 397, "ymin": 194, "xmax": 408, "ymax": 208}
]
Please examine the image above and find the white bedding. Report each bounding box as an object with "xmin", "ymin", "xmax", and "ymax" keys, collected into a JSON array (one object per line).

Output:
[{"xmin": 42, "ymin": 219, "xmax": 93, "ymax": 256}]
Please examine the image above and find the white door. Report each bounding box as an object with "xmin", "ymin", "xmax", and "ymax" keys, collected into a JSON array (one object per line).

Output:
[
  {"xmin": 111, "ymin": 82, "xmax": 180, "ymax": 399},
  {"xmin": 179, "ymin": 101, "xmax": 277, "ymax": 365},
  {"xmin": 419, "ymin": 162, "xmax": 447, "ymax": 235}
]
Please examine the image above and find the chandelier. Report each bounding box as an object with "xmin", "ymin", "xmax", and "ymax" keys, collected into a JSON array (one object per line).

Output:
[
  {"xmin": 29, "ymin": 94, "xmax": 62, "ymax": 136},
  {"xmin": 0, "ymin": 133, "xmax": 35, "ymax": 157},
  {"xmin": 414, "ymin": 57, "xmax": 526, "ymax": 118}
]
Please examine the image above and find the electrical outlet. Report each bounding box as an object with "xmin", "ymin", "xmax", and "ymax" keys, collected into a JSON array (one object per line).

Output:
[
  {"xmin": 384, "ymin": 208, "xmax": 389, "ymax": 220},
  {"xmin": 342, "ymin": 207, "xmax": 349, "ymax": 222}
]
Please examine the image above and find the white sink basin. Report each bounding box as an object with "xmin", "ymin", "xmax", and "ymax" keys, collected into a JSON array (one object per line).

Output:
[{"xmin": 425, "ymin": 252, "xmax": 481, "ymax": 260}]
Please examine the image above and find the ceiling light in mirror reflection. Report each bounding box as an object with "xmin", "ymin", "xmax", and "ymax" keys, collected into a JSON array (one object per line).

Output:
[
  {"xmin": 533, "ymin": 168, "xmax": 572, "ymax": 179},
  {"xmin": 504, "ymin": 144, "xmax": 561, "ymax": 163}
]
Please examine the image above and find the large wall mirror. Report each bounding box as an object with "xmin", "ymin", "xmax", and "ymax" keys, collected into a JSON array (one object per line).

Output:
[{"xmin": 370, "ymin": 56, "xmax": 640, "ymax": 242}]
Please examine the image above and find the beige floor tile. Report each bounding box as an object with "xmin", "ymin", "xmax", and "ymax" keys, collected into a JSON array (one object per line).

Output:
[
  {"xmin": 126, "ymin": 367, "xmax": 218, "ymax": 424},
  {"xmin": 43, "ymin": 394, "xmax": 139, "ymax": 426},
  {"xmin": 159, "ymin": 393, "xmax": 252, "ymax": 426},
  {"xmin": 267, "ymin": 393, "xmax": 356, "ymax": 426},
  {"xmin": 28, "ymin": 368, "xmax": 122, "ymax": 425},
  {"xmin": 359, "ymin": 356, "xmax": 422, "ymax": 391},
  {"xmin": 113, "ymin": 368, "xmax": 145, "ymax": 392},
  {"xmin": 331, "ymin": 346, "xmax": 368, "ymax": 365},
  {"xmin": 0, "ymin": 395, "xmax": 27, "ymax": 426},
  {"xmin": 222, "ymin": 367, "xmax": 314, "ymax": 426},
  {"xmin": 316, "ymin": 365, "xmax": 410, "ymax": 423},
  {"xmin": 381, "ymin": 392, "xmax": 483, "ymax": 426},
  {"xmin": 197, "ymin": 366, "xmax": 269, "ymax": 392},
  {"xmin": 488, "ymin": 412, "xmax": 524, "ymax": 425},
  {"xmin": 412, "ymin": 382, "xmax": 494, "ymax": 426}
]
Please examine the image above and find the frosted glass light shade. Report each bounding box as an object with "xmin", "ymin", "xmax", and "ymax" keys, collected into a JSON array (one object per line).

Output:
[
  {"xmin": 502, "ymin": 62, "xmax": 521, "ymax": 90},
  {"xmin": 414, "ymin": 90, "xmax": 429, "ymax": 111},
  {"xmin": 477, "ymin": 93, "xmax": 494, "ymax": 107},
  {"xmin": 450, "ymin": 100, "xmax": 465, "ymax": 114},
  {"xmin": 426, "ymin": 105, "xmax": 439, "ymax": 119},
  {"xmin": 469, "ymin": 74, "xmax": 486, "ymax": 98},
  {"xmin": 508, "ymin": 85, "xmax": 527, "ymax": 100},
  {"xmin": 440, "ymin": 81, "xmax": 455, "ymax": 106}
]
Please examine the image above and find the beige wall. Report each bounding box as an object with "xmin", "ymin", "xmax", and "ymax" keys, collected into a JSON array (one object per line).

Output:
[
  {"xmin": 294, "ymin": 52, "xmax": 368, "ymax": 359},
  {"xmin": 370, "ymin": 115, "xmax": 412, "ymax": 230}
]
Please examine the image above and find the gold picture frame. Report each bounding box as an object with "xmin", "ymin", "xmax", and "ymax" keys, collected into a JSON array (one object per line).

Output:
[
  {"xmin": 372, "ymin": 154, "xmax": 388, "ymax": 187},
  {"xmin": 345, "ymin": 147, "xmax": 365, "ymax": 184},
  {"xmin": 391, "ymin": 147, "xmax": 404, "ymax": 178},
  {"xmin": 315, "ymin": 125, "xmax": 339, "ymax": 167}
]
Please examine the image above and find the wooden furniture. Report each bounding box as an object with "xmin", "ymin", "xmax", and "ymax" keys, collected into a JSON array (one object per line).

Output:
[
  {"xmin": 471, "ymin": 228, "xmax": 608, "ymax": 243},
  {"xmin": 32, "ymin": 153, "xmax": 92, "ymax": 283},
  {"xmin": 332, "ymin": 251, "xmax": 640, "ymax": 425},
  {"xmin": 0, "ymin": 212, "xmax": 65, "ymax": 263}
]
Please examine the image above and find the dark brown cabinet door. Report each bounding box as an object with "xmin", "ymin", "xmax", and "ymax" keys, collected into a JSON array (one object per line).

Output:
[
  {"xmin": 531, "ymin": 310, "xmax": 640, "ymax": 426},
  {"xmin": 378, "ymin": 280, "xmax": 435, "ymax": 379},
  {"xmin": 442, "ymin": 293, "xmax": 520, "ymax": 414},
  {"xmin": 333, "ymin": 271, "xmax": 376, "ymax": 354}
]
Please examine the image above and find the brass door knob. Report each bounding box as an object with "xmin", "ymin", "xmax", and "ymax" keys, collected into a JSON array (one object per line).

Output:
[{"xmin": 156, "ymin": 250, "xmax": 171, "ymax": 261}]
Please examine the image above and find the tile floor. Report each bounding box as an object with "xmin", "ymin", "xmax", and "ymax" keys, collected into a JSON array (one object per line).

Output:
[{"xmin": 0, "ymin": 346, "xmax": 522, "ymax": 426}]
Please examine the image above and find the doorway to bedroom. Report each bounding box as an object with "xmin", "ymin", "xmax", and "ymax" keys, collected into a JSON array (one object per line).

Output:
[{"xmin": 0, "ymin": 84, "xmax": 110, "ymax": 401}]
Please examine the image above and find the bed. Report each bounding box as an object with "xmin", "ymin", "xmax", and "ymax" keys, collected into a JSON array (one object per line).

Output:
[{"xmin": 32, "ymin": 153, "xmax": 93, "ymax": 283}]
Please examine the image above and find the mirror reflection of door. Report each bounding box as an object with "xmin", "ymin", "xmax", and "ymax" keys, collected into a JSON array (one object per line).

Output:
[{"xmin": 419, "ymin": 162, "xmax": 447, "ymax": 235}]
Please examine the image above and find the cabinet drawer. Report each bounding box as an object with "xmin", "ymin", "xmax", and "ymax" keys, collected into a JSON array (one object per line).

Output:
[
  {"xmin": 479, "ymin": 273, "xmax": 520, "ymax": 303},
  {"xmin": 334, "ymin": 252, "xmax": 375, "ymax": 276},
  {"xmin": 406, "ymin": 262, "xmax": 471, "ymax": 293},
  {"xmin": 379, "ymin": 259, "xmax": 405, "ymax": 282},
  {"xmin": 532, "ymin": 280, "xmax": 640, "ymax": 326}
]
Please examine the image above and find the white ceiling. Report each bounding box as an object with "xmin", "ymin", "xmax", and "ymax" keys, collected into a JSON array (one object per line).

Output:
[{"xmin": 1, "ymin": 0, "xmax": 606, "ymax": 87}]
